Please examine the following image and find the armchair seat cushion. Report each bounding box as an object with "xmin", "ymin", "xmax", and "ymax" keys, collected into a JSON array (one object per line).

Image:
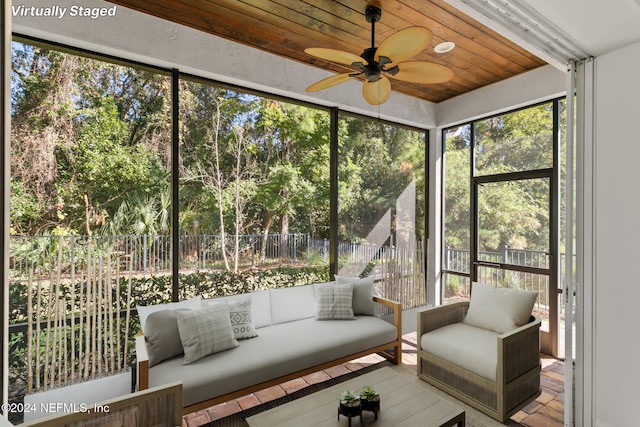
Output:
[{"xmin": 420, "ymin": 322, "xmax": 499, "ymax": 381}]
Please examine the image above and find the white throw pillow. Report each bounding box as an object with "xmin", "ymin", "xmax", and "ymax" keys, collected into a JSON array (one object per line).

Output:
[
  {"xmin": 335, "ymin": 275, "xmax": 376, "ymax": 316},
  {"xmin": 137, "ymin": 296, "xmax": 202, "ymax": 334},
  {"xmin": 227, "ymin": 297, "xmax": 258, "ymax": 339},
  {"xmin": 315, "ymin": 284, "xmax": 355, "ymax": 320},
  {"xmin": 463, "ymin": 282, "xmax": 537, "ymax": 333},
  {"xmin": 176, "ymin": 303, "xmax": 239, "ymax": 364}
]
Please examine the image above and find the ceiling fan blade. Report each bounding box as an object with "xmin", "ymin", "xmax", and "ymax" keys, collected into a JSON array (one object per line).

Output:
[
  {"xmin": 362, "ymin": 75, "xmax": 391, "ymax": 105},
  {"xmin": 304, "ymin": 48, "xmax": 366, "ymax": 66},
  {"xmin": 375, "ymin": 27, "xmax": 432, "ymax": 64},
  {"xmin": 390, "ymin": 62, "xmax": 454, "ymax": 84},
  {"xmin": 306, "ymin": 73, "xmax": 353, "ymax": 92}
]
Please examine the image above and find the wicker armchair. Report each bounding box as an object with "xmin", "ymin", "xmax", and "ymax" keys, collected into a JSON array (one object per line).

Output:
[{"xmin": 417, "ymin": 301, "xmax": 541, "ymax": 422}]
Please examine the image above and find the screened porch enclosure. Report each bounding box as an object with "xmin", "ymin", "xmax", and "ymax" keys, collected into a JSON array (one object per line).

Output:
[{"xmin": 6, "ymin": 38, "xmax": 429, "ymax": 422}]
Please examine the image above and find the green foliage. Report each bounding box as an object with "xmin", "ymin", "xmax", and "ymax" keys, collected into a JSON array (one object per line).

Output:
[
  {"xmin": 340, "ymin": 390, "xmax": 360, "ymax": 405},
  {"xmin": 444, "ymin": 103, "xmax": 560, "ymax": 254},
  {"xmin": 360, "ymin": 385, "xmax": 379, "ymax": 400},
  {"xmin": 338, "ymin": 118, "xmax": 426, "ymax": 242},
  {"xmin": 9, "ymin": 181, "xmax": 41, "ymax": 234}
]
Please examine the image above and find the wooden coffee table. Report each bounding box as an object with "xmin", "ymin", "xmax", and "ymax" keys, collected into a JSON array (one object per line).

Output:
[{"xmin": 247, "ymin": 366, "xmax": 465, "ymax": 427}]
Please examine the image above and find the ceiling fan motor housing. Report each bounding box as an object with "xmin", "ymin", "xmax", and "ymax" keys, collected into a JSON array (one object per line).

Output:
[
  {"xmin": 365, "ymin": 5, "xmax": 382, "ymax": 23},
  {"xmin": 360, "ymin": 47, "xmax": 381, "ymax": 82}
]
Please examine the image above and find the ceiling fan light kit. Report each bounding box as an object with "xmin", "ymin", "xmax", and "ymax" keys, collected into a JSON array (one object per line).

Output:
[{"xmin": 304, "ymin": 5, "xmax": 454, "ymax": 105}]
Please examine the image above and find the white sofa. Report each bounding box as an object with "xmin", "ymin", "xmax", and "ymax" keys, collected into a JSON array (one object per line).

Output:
[{"xmin": 135, "ymin": 279, "xmax": 402, "ymax": 414}]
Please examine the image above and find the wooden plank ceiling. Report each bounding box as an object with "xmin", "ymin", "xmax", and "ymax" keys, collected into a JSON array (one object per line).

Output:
[{"xmin": 106, "ymin": 0, "xmax": 546, "ymax": 103}]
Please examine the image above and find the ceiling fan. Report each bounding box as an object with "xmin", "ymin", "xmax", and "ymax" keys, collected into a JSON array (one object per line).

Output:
[{"xmin": 305, "ymin": 5, "xmax": 454, "ymax": 105}]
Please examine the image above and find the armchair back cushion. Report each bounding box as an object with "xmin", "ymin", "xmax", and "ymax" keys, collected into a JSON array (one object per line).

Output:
[{"xmin": 463, "ymin": 282, "xmax": 537, "ymax": 333}]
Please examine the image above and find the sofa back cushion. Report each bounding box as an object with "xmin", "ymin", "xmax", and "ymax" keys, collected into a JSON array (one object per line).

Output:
[
  {"xmin": 270, "ymin": 285, "xmax": 317, "ymax": 324},
  {"xmin": 205, "ymin": 289, "xmax": 272, "ymax": 330},
  {"xmin": 137, "ymin": 296, "xmax": 202, "ymax": 334},
  {"xmin": 248, "ymin": 290, "xmax": 272, "ymax": 328},
  {"xmin": 334, "ymin": 275, "xmax": 376, "ymax": 316},
  {"xmin": 463, "ymin": 282, "xmax": 537, "ymax": 333}
]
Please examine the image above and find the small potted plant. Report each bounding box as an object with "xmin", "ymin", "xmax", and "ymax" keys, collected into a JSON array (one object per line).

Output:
[
  {"xmin": 338, "ymin": 389, "xmax": 362, "ymax": 421},
  {"xmin": 360, "ymin": 385, "xmax": 380, "ymax": 418}
]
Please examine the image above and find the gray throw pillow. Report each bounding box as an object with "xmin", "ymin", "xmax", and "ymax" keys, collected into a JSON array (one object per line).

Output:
[
  {"xmin": 144, "ymin": 309, "xmax": 184, "ymax": 367},
  {"xmin": 315, "ymin": 284, "xmax": 355, "ymax": 320},
  {"xmin": 176, "ymin": 303, "xmax": 239, "ymax": 364}
]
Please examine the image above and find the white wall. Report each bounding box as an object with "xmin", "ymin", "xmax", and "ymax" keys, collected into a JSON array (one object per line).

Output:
[
  {"xmin": 11, "ymin": 0, "xmax": 437, "ymax": 129},
  {"xmin": 437, "ymin": 64, "xmax": 566, "ymax": 127},
  {"xmin": 593, "ymin": 39, "xmax": 640, "ymax": 427}
]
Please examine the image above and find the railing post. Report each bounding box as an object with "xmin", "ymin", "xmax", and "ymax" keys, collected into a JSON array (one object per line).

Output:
[
  {"xmin": 143, "ymin": 234, "xmax": 148, "ymax": 275},
  {"xmin": 251, "ymin": 234, "xmax": 255, "ymax": 268},
  {"xmin": 324, "ymin": 238, "xmax": 329, "ymax": 262},
  {"xmin": 201, "ymin": 234, "xmax": 206, "ymax": 270},
  {"xmin": 293, "ymin": 233, "xmax": 297, "ymax": 263}
]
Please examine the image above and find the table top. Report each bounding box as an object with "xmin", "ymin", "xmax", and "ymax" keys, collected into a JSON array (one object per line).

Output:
[{"xmin": 247, "ymin": 366, "xmax": 465, "ymax": 427}]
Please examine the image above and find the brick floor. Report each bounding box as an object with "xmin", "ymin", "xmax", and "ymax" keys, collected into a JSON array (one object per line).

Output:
[
  {"xmin": 512, "ymin": 355, "xmax": 564, "ymax": 427},
  {"xmin": 183, "ymin": 332, "xmax": 565, "ymax": 427}
]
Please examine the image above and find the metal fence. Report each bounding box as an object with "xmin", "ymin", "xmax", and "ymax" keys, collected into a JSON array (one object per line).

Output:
[
  {"xmin": 9, "ymin": 233, "xmax": 316, "ymax": 281},
  {"xmin": 444, "ymin": 246, "xmax": 564, "ymax": 310}
]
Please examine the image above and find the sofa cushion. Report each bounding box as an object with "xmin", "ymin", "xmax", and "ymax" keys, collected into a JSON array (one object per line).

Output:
[
  {"xmin": 137, "ymin": 296, "xmax": 202, "ymax": 334},
  {"xmin": 421, "ymin": 322, "xmax": 499, "ymax": 381},
  {"xmin": 144, "ymin": 310, "xmax": 183, "ymax": 367},
  {"xmin": 248, "ymin": 289, "xmax": 272, "ymax": 328},
  {"xmin": 176, "ymin": 303, "xmax": 239, "ymax": 364},
  {"xmin": 149, "ymin": 316, "xmax": 398, "ymax": 406},
  {"xmin": 315, "ymin": 284, "xmax": 355, "ymax": 320},
  {"xmin": 335, "ymin": 275, "xmax": 376, "ymax": 316},
  {"xmin": 463, "ymin": 282, "xmax": 537, "ymax": 334},
  {"xmin": 270, "ymin": 285, "xmax": 316, "ymax": 324}
]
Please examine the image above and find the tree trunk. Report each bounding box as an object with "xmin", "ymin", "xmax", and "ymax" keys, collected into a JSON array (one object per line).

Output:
[
  {"xmin": 279, "ymin": 213, "xmax": 289, "ymax": 259},
  {"xmin": 83, "ymin": 194, "xmax": 92, "ymax": 236},
  {"xmin": 261, "ymin": 212, "xmax": 273, "ymax": 262}
]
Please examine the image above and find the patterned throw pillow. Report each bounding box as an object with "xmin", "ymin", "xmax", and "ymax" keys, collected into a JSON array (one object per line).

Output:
[
  {"xmin": 228, "ymin": 297, "xmax": 258, "ymax": 339},
  {"xmin": 315, "ymin": 284, "xmax": 355, "ymax": 320},
  {"xmin": 176, "ymin": 303, "xmax": 239, "ymax": 364}
]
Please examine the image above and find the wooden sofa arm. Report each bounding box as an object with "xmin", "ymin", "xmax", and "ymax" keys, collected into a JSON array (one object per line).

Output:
[
  {"xmin": 498, "ymin": 315, "xmax": 541, "ymax": 384},
  {"xmin": 135, "ymin": 333, "xmax": 150, "ymax": 391},
  {"xmin": 373, "ymin": 296, "xmax": 402, "ymax": 328},
  {"xmin": 418, "ymin": 301, "xmax": 469, "ymax": 336},
  {"xmin": 373, "ymin": 296, "xmax": 403, "ymax": 364}
]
